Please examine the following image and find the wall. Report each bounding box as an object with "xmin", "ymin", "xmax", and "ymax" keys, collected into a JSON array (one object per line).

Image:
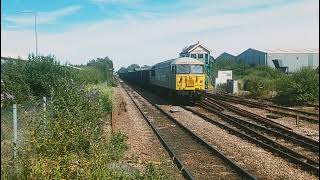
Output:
[
  {"xmin": 237, "ymin": 49, "xmax": 266, "ymax": 66},
  {"xmin": 266, "ymin": 53, "xmax": 319, "ymax": 72}
]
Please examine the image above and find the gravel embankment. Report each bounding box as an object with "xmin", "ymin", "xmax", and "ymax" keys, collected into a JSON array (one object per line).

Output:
[
  {"xmin": 160, "ymin": 105, "xmax": 318, "ymax": 180},
  {"xmin": 112, "ymin": 85, "xmax": 183, "ymax": 179}
]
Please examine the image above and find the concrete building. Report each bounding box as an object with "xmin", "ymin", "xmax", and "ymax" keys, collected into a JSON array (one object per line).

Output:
[
  {"xmin": 179, "ymin": 41, "xmax": 213, "ymax": 65},
  {"xmin": 215, "ymin": 52, "xmax": 236, "ymax": 61},
  {"xmin": 237, "ymin": 48, "xmax": 319, "ymax": 72}
]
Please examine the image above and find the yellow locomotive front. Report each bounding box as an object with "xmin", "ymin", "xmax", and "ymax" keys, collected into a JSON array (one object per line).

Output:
[{"xmin": 173, "ymin": 63, "xmax": 205, "ymax": 91}]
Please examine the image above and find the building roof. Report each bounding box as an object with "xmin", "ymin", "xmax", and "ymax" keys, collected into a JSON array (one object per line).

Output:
[
  {"xmin": 180, "ymin": 41, "xmax": 212, "ymax": 54},
  {"xmin": 153, "ymin": 57, "xmax": 204, "ymax": 68},
  {"xmin": 254, "ymin": 48, "xmax": 319, "ymax": 54},
  {"xmin": 1, "ymin": 56, "xmax": 27, "ymax": 61},
  {"xmin": 217, "ymin": 52, "xmax": 235, "ymax": 58}
]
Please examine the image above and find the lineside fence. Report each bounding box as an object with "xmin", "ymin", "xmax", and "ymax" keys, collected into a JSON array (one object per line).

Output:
[{"xmin": 1, "ymin": 97, "xmax": 48, "ymax": 164}]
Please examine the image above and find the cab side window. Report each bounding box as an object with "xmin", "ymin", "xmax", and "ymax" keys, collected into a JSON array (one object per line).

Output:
[{"xmin": 171, "ymin": 66, "xmax": 176, "ymax": 74}]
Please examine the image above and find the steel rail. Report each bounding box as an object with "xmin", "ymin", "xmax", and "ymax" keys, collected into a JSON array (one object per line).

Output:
[
  {"xmin": 183, "ymin": 105, "xmax": 319, "ymax": 176},
  {"xmin": 207, "ymin": 93, "xmax": 319, "ymax": 123},
  {"xmin": 202, "ymin": 98, "xmax": 319, "ymax": 152},
  {"xmin": 122, "ymin": 83, "xmax": 196, "ymax": 180},
  {"xmin": 204, "ymin": 96, "xmax": 320, "ymax": 149},
  {"xmin": 123, "ymin": 82, "xmax": 257, "ymax": 180}
]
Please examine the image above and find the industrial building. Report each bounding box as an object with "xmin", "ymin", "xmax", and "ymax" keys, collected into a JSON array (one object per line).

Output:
[
  {"xmin": 237, "ymin": 48, "xmax": 319, "ymax": 72},
  {"xmin": 215, "ymin": 52, "xmax": 236, "ymax": 61}
]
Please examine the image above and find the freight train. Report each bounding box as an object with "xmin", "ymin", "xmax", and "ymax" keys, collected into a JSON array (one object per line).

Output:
[{"xmin": 119, "ymin": 57, "xmax": 206, "ymax": 101}]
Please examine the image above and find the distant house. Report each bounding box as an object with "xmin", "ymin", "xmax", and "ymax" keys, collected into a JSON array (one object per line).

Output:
[
  {"xmin": 215, "ymin": 52, "xmax": 236, "ymax": 61},
  {"xmin": 179, "ymin": 41, "xmax": 214, "ymax": 65},
  {"xmin": 237, "ymin": 48, "xmax": 319, "ymax": 72}
]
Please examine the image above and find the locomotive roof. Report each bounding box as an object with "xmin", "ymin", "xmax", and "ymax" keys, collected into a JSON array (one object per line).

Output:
[{"xmin": 153, "ymin": 57, "xmax": 203, "ymax": 68}]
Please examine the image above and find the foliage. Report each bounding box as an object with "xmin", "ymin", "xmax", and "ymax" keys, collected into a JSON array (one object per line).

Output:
[
  {"xmin": 142, "ymin": 163, "xmax": 171, "ymax": 180},
  {"xmin": 86, "ymin": 83, "xmax": 113, "ymax": 113},
  {"xmin": 215, "ymin": 83, "xmax": 227, "ymax": 93},
  {"xmin": 275, "ymin": 67, "xmax": 319, "ymax": 105},
  {"xmin": 1, "ymin": 54, "xmax": 172, "ymax": 179},
  {"xmin": 26, "ymin": 54, "xmax": 79, "ymax": 97},
  {"xmin": 87, "ymin": 57, "xmax": 114, "ymax": 85},
  {"xmin": 212, "ymin": 59, "xmax": 251, "ymax": 80},
  {"xmin": 2, "ymin": 79, "xmax": 126, "ymax": 179},
  {"xmin": 76, "ymin": 66, "xmax": 105, "ymax": 84},
  {"xmin": 1, "ymin": 60, "xmax": 30, "ymax": 103},
  {"xmin": 243, "ymin": 75, "xmax": 275, "ymax": 98}
]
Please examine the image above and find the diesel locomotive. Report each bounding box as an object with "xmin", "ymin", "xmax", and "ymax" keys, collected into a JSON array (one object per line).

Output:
[{"xmin": 119, "ymin": 57, "xmax": 205, "ymax": 101}]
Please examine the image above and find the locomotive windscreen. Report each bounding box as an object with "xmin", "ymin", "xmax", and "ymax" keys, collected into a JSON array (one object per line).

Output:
[{"xmin": 176, "ymin": 64, "xmax": 204, "ymax": 74}]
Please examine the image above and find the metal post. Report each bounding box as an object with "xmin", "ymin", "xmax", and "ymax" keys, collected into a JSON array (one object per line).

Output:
[
  {"xmin": 13, "ymin": 104, "xmax": 17, "ymax": 158},
  {"xmin": 296, "ymin": 114, "xmax": 299, "ymax": 125},
  {"xmin": 43, "ymin": 96, "xmax": 46, "ymax": 111},
  {"xmin": 43, "ymin": 97, "xmax": 47, "ymax": 134},
  {"xmin": 34, "ymin": 12, "xmax": 38, "ymax": 57},
  {"xmin": 20, "ymin": 11, "xmax": 38, "ymax": 56}
]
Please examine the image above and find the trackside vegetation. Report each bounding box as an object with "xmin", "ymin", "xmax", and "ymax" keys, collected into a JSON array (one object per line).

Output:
[
  {"xmin": 212, "ymin": 59, "xmax": 319, "ymax": 105},
  {"xmin": 1, "ymin": 55, "xmax": 172, "ymax": 179}
]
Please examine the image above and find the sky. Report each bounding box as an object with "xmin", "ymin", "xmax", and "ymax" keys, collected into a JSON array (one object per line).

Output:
[{"xmin": 1, "ymin": 0, "xmax": 319, "ymax": 70}]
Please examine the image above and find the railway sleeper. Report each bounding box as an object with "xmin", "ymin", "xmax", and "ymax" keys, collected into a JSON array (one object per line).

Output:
[{"xmin": 184, "ymin": 106, "xmax": 320, "ymax": 176}]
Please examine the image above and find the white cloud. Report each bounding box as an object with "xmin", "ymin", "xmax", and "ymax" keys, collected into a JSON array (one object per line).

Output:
[
  {"xmin": 4, "ymin": 5, "xmax": 82, "ymax": 26},
  {"xmin": 1, "ymin": 0, "xmax": 319, "ymax": 70}
]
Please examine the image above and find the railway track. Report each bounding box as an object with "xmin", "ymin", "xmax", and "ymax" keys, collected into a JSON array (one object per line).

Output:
[
  {"xmin": 203, "ymin": 95, "xmax": 319, "ymax": 151},
  {"xmin": 207, "ymin": 93, "xmax": 319, "ymax": 124},
  {"xmin": 186, "ymin": 97, "xmax": 319, "ymax": 175},
  {"xmin": 121, "ymin": 82, "xmax": 256, "ymax": 180}
]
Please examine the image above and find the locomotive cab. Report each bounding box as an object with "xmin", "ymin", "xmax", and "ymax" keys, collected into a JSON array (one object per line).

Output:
[{"xmin": 171, "ymin": 64, "xmax": 205, "ymax": 92}]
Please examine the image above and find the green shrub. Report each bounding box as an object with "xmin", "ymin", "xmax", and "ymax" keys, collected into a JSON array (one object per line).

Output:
[
  {"xmin": 243, "ymin": 75, "xmax": 274, "ymax": 98},
  {"xmin": 275, "ymin": 67, "xmax": 319, "ymax": 105},
  {"xmin": 76, "ymin": 67, "xmax": 105, "ymax": 84},
  {"xmin": 5, "ymin": 79, "xmax": 126, "ymax": 179},
  {"xmin": 25, "ymin": 55, "xmax": 78, "ymax": 97},
  {"xmin": 87, "ymin": 57, "xmax": 114, "ymax": 85},
  {"xmin": 1, "ymin": 60, "xmax": 31, "ymax": 103},
  {"xmin": 142, "ymin": 163, "xmax": 171, "ymax": 180},
  {"xmin": 86, "ymin": 83, "xmax": 113, "ymax": 113},
  {"xmin": 212, "ymin": 59, "xmax": 251, "ymax": 80},
  {"xmin": 215, "ymin": 83, "xmax": 227, "ymax": 93}
]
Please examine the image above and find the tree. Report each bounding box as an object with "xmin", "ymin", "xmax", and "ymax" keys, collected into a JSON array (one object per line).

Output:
[{"xmin": 87, "ymin": 57, "xmax": 114, "ymax": 84}]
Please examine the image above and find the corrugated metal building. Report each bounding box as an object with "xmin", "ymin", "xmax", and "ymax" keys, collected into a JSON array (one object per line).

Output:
[
  {"xmin": 215, "ymin": 52, "xmax": 236, "ymax": 61},
  {"xmin": 237, "ymin": 48, "xmax": 319, "ymax": 72}
]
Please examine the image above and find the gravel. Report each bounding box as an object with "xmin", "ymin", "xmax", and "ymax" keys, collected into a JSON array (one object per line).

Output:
[
  {"xmin": 229, "ymin": 102, "xmax": 319, "ymax": 141},
  {"xmin": 112, "ymin": 85, "xmax": 183, "ymax": 179},
  {"xmin": 160, "ymin": 105, "xmax": 318, "ymax": 180}
]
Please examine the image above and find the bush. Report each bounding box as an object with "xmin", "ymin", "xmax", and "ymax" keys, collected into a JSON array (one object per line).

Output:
[
  {"xmin": 87, "ymin": 57, "xmax": 114, "ymax": 85},
  {"xmin": 243, "ymin": 75, "xmax": 275, "ymax": 98},
  {"xmin": 1, "ymin": 60, "xmax": 31, "ymax": 103},
  {"xmin": 275, "ymin": 67, "xmax": 319, "ymax": 105},
  {"xmin": 215, "ymin": 83, "xmax": 227, "ymax": 93},
  {"xmin": 76, "ymin": 67, "xmax": 105, "ymax": 84},
  {"xmin": 25, "ymin": 55, "xmax": 78, "ymax": 97},
  {"xmin": 8, "ymin": 79, "xmax": 125, "ymax": 179},
  {"xmin": 242, "ymin": 66, "xmax": 283, "ymax": 98},
  {"xmin": 86, "ymin": 83, "xmax": 113, "ymax": 113},
  {"xmin": 212, "ymin": 59, "xmax": 251, "ymax": 80}
]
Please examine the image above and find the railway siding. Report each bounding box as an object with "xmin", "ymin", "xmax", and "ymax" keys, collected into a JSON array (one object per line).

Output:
[{"xmin": 166, "ymin": 105, "xmax": 318, "ymax": 180}]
